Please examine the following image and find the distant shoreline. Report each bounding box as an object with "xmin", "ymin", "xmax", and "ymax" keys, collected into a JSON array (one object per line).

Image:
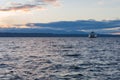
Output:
[{"xmin": 0, "ymin": 33, "xmax": 119, "ymax": 37}]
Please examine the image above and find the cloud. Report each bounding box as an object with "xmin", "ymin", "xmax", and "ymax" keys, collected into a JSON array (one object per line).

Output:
[
  {"xmin": 0, "ymin": 0, "xmax": 59, "ymax": 12},
  {"xmin": 97, "ymin": 0, "xmax": 120, "ymax": 7},
  {"xmin": 0, "ymin": 20, "xmax": 120, "ymax": 34},
  {"xmin": 113, "ymin": 32, "xmax": 120, "ymax": 35},
  {"xmin": 43, "ymin": 0, "xmax": 60, "ymax": 6},
  {"xmin": 103, "ymin": 27, "xmax": 120, "ymax": 30},
  {"xmin": 0, "ymin": 4, "xmax": 44, "ymax": 12},
  {"xmin": 26, "ymin": 20, "xmax": 120, "ymax": 29},
  {"xmin": 25, "ymin": 20, "xmax": 120, "ymax": 34},
  {"xmin": 98, "ymin": 0, "xmax": 105, "ymax": 5}
]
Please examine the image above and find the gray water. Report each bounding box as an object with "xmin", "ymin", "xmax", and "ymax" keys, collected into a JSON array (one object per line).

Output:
[{"xmin": 0, "ymin": 37, "xmax": 120, "ymax": 80}]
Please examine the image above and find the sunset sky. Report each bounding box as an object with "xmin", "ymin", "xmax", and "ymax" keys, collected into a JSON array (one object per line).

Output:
[{"xmin": 0, "ymin": 0, "xmax": 120, "ymax": 34}]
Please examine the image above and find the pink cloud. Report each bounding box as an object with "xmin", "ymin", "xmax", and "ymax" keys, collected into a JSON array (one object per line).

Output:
[
  {"xmin": 0, "ymin": 0, "xmax": 59, "ymax": 12},
  {"xmin": 43, "ymin": 0, "xmax": 60, "ymax": 6},
  {"xmin": 0, "ymin": 5, "xmax": 44, "ymax": 12}
]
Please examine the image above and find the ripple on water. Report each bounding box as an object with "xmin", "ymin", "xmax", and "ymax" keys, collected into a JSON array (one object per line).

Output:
[{"xmin": 0, "ymin": 37, "xmax": 119, "ymax": 80}]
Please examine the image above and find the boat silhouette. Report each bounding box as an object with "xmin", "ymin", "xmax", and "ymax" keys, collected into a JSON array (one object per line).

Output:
[{"xmin": 88, "ymin": 32, "xmax": 97, "ymax": 38}]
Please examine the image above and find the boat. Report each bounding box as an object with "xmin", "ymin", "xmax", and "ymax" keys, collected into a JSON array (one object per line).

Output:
[{"xmin": 88, "ymin": 31, "xmax": 97, "ymax": 38}]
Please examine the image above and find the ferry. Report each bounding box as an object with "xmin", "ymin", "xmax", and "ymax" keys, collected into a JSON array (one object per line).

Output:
[{"xmin": 88, "ymin": 32, "xmax": 97, "ymax": 38}]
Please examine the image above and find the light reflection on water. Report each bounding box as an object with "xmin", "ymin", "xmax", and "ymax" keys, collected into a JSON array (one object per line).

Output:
[{"xmin": 0, "ymin": 37, "xmax": 120, "ymax": 80}]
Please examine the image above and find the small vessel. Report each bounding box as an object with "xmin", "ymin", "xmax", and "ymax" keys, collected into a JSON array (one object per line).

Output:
[{"xmin": 88, "ymin": 31, "xmax": 97, "ymax": 38}]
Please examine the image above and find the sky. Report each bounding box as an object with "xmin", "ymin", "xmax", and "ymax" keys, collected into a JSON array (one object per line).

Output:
[{"xmin": 0, "ymin": 0, "xmax": 120, "ymax": 34}]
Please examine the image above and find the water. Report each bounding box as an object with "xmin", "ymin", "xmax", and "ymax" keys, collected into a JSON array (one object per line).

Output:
[{"xmin": 0, "ymin": 37, "xmax": 120, "ymax": 80}]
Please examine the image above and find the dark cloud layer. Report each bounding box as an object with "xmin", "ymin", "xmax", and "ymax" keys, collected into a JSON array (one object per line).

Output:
[
  {"xmin": 26, "ymin": 19, "xmax": 120, "ymax": 31},
  {"xmin": 0, "ymin": 20, "xmax": 120, "ymax": 34},
  {"xmin": 25, "ymin": 19, "xmax": 120, "ymax": 34}
]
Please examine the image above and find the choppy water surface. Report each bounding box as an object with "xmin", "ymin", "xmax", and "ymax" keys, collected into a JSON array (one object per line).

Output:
[{"xmin": 0, "ymin": 37, "xmax": 120, "ymax": 80}]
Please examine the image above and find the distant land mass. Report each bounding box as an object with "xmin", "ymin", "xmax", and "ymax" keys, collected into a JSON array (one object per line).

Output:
[{"xmin": 0, "ymin": 32, "xmax": 119, "ymax": 37}]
